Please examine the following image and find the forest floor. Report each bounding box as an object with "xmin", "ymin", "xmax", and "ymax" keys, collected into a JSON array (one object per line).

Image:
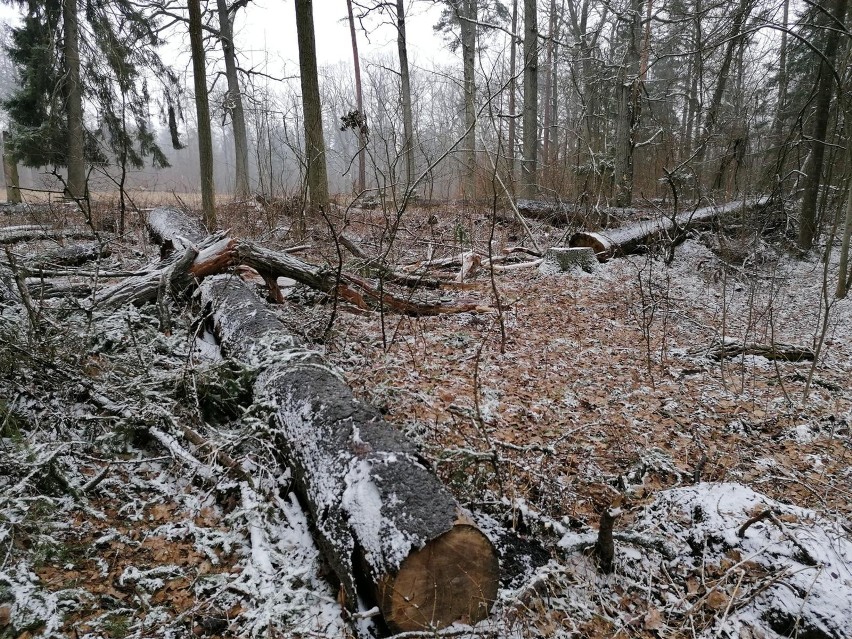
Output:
[{"xmin": 0, "ymin": 198, "xmax": 850, "ymax": 639}]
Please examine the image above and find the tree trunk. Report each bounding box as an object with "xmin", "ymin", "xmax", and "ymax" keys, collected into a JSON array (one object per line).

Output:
[
  {"xmin": 507, "ymin": 0, "xmax": 518, "ymax": 191},
  {"xmin": 612, "ymin": 0, "xmax": 642, "ymax": 208},
  {"xmin": 521, "ymin": 0, "xmax": 538, "ymax": 198},
  {"xmin": 569, "ymin": 197, "xmax": 768, "ymax": 261},
  {"xmin": 295, "ymin": 0, "xmax": 329, "ymax": 206},
  {"xmin": 460, "ymin": 0, "xmax": 477, "ymax": 201},
  {"xmin": 198, "ymin": 274, "xmax": 499, "ymax": 633},
  {"xmin": 799, "ymin": 0, "xmax": 848, "ymax": 252},
  {"xmin": 346, "ymin": 0, "xmax": 366, "ymax": 194},
  {"xmin": 188, "ymin": 0, "xmax": 217, "ymax": 228},
  {"xmin": 696, "ymin": 0, "xmax": 752, "ymax": 167},
  {"xmin": 836, "ymin": 119, "xmax": 852, "ymax": 298},
  {"xmin": 396, "ymin": 0, "xmax": 415, "ymax": 190},
  {"xmin": 63, "ymin": 0, "xmax": 85, "ymax": 200},
  {"xmin": 541, "ymin": 0, "xmax": 554, "ymax": 173},
  {"xmin": 216, "ymin": 0, "xmax": 251, "ymax": 200},
  {"xmin": 2, "ymin": 131, "xmax": 21, "ymax": 205}
]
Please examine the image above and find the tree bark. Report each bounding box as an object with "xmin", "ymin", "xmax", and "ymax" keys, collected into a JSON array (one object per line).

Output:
[
  {"xmin": 295, "ymin": 0, "xmax": 329, "ymax": 206},
  {"xmin": 521, "ymin": 0, "xmax": 538, "ymax": 198},
  {"xmin": 460, "ymin": 0, "xmax": 477, "ymax": 201},
  {"xmin": 799, "ymin": 0, "xmax": 848, "ymax": 252},
  {"xmin": 2, "ymin": 131, "xmax": 21, "ymax": 204},
  {"xmin": 569, "ymin": 197, "xmax": 768, "ymax": 261},
  {"xmin": 507, "ymin": 0, "xmax": 518, "ymax": 191},
  {"xmin": 63, "ymin": 0, "xmax": 85, "ymax": 200},
  {"xmin": 396, "ymin": 0, "xmax": 415, "ymax": 190},
  {"xmin": 188, "ymin": 0, "xmax": 217, "ymax": 228},
  {"xmin": 216, "ymin": 0, "xmax": 251, "ymax": 200},
  {"xmin": 199, "ymin": 274, "xmax": 499, "ymax": 632},
  {"xmin": 346, "ymin": 0, "xmax": 367, "ymax": 194},
  {"xmin": 612, "ymin": 0, "xmax": 642, "ymax": 208},
  {"xmin": 696, "ymin": 0, "xmax": 753, "ymax": 168}
]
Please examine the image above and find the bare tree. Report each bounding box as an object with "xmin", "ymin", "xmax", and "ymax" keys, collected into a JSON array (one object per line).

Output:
[
  {"xmin": 216, "ymin": 0, "xmax": 252, "ymax": 200},
  {"xmin": 521, "ymin": 0, "xmax": 537, "ymax": 198},
  {"xmin": 188, "ymin": 0, "xmax": 217, "ymax": 227},
  {"xmin": 507, "ymin": 0, "xmax": 518, "ymax": 190},
  {"xmin": 396, "ymin": 0, "xmax": 415, "ymax": 190},
  {"xmin": 347, "ymin": 0, "xmax": 367, "ymax": 194},
  {"xmin": 2, "ymin": 131, "xmax": 21, "ymax": 204},
  {"xmin": 612, "ymin": 0, "xmax": 642, "ymax": 207},
  {"xmin": 296, "ymin": 0, "xmax": 329, "ymax": 205},
  {"xmin": 799, "ymin": 0, "xmax": 848, "ymax": 252}
]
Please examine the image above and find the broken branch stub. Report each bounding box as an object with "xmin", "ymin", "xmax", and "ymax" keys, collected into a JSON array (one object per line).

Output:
[{"xmin": 199, "ymin": 275, "xmax": 499, "ymax": 633}]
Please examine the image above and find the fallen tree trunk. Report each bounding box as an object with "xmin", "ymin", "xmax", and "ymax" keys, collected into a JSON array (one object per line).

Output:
[
  {"xmin": 199, "ymin": 274, "xmax": 499, "ymax": 632},
  {"xmin": 94, "ymin": 230, "xmax": 235, "ymax": 309},
  {"xmin": 25, "ymin": 243, "xmax": 111, "ymax": 269},
  {"xmin": 0, "ymin": 225, "xmax": 99, "ymax": 245},
  {"xmin": 569, "ymin": 197, "xmax": 768, "ymax": 261},
  {"xmin": 517, "ymin": 199, "xmax": 636, "ymax": 227},
  {"xmin": 701, "ymin": 337, "xmax": 815, "ymax": 362}
]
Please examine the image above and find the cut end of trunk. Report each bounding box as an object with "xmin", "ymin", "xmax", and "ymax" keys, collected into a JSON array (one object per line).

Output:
[
  {"xmin": 378, "ymin": 523, "xmax": 499, "ymax": 633},
  {"xmin": 568, "ymin": 231, "xmax": 613, "ymax": 262}
]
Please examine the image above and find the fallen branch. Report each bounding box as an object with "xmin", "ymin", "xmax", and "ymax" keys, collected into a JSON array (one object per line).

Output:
[{"xmin": 240, "ymin": 241, "xmax": 493, "ymax": 317}]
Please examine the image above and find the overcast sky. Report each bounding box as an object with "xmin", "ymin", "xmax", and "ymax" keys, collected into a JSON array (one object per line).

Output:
[{"xmin": 0, "ymin": 1, "xmax": 457, "ymax": 81}]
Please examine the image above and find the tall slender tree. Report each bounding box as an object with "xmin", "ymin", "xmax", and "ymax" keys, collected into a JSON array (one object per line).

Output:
[
  {"xmin": 216, "ymin": 0, "xmax": 251, "ymax": 200},
  {"xmin": 612, "ymin": 0, "xmax": 642, "ymax": 207},
  {"xmin": 521, "ymin": 0, "xmax": 537, "ymax": 198},
  {"xmin": 798, "ymin": 0, "xmax": 848, "ymax": 252},
  {"xmin": 62, "ymin": 0, "xmax": 85, "ymax": 198},
  {"xmin": 396, "ymin": 0, "xmax": 415, "ymax": 190},
  {"xmin": 346, "ymin": 0, "xmax": 367, "ymax": 194},
  {"xmin": 188, "ymin": 0, "xmax": 217, "ymax": 227},
  {"xmin": 295, "ymin": 0, "xmax": 329, "ymax": 205},
  {"xmin": 507, "ymin": 0, "xmax": 518, "ymax": 190}
]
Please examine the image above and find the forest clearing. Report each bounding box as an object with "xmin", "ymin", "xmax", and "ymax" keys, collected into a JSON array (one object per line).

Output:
[{"xmin": 0, "ymin": 194, "xmax": 850, "ymax": 639}]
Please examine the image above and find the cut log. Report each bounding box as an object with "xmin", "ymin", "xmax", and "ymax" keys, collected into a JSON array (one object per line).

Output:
[
  {"xmin": 538, "ymin": 247, "xmax": 597, "ymax": 275},
  {"xmin": 569, "ymin": 197, "xmax": 768, "ymax": 261},
  {"xmin": 199, "ymin": 275, "xmax": 499, "ymax": 633}
]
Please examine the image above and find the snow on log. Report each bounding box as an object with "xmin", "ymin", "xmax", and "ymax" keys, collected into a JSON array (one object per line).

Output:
[
  {"xmin": 569, "ymin": 197, "xmax": 768, "ymax": 261},
  {"xmin": 0, "ymin": 225, "xmax": 99, "ymax": 245},
  {"xmin": 94, "ymin": 231, "xmax": 235, "ymax": 309},
  {"xmin": 147, "ymin": 206, "xmax": 207, "ymax": 256},
  {"xmin": 701, "ymin": 337, "xmax": 815, "ymax": 362},
  {"xmin": 25, "ymin": 243, "xmax": 111, "ymax": 269},
  {"xmin": 199, "ymin": 274, "xmax": 499, "ymax": 633}
]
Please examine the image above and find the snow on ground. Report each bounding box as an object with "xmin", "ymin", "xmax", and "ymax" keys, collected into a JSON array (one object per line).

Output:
[{"xmin": 1, "ymin": 207, "xmax": 850, "ymax": 638}]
